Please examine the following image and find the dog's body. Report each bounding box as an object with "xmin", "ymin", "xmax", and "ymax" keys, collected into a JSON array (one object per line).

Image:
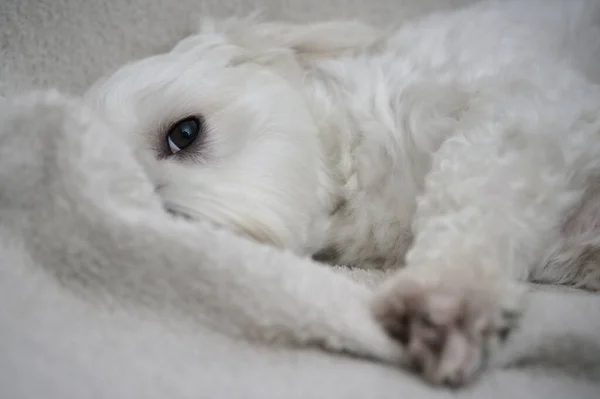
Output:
[{"xmin": 84, "ymin": 0, "xmax": 600, "ymax": 386}]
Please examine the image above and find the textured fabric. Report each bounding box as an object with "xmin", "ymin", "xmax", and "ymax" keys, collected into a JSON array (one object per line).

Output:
[{"xmin": 1, "ymin": 0, "xmax": 600, "ymax": 398}]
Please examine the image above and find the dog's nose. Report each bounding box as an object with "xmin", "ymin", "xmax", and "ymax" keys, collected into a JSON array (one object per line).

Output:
[{"xmin": 164, "ymin": 205, "xmax": 192, "ymax": 220}]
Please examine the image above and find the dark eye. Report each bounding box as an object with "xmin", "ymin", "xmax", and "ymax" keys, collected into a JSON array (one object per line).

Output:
[{"xmin": 167, "ymin": 117, "xmax": 202, "ymax": 154}]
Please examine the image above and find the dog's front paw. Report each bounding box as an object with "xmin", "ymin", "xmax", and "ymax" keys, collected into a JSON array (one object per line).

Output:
[{"xmin": 372, "ymin": 274, "xmax": 525, "ymax": 386}]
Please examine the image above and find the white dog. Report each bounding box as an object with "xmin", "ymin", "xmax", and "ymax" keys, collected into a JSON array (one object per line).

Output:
[{"xmin": 84, "ymin": 0, "xmax": 600, "ymax": 386}]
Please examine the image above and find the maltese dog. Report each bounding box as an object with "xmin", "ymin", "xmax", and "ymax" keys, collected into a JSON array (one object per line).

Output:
[{"xmin": 85, "ymin": 0, "xmax": 600, "ymax": 386}]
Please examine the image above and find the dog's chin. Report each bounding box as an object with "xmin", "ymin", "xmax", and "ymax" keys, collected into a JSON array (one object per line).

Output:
[
  {"xmin": 166, "ymin": 199, "xmax": 336, "ymax": 263},
  {"xmin": 159, "ymin": 190, "xmax": 316, "ymax": 255}
]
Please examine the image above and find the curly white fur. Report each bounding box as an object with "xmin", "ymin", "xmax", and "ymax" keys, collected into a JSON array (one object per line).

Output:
[{"xmin": 84, "ymin": 0, "xmax": 600, "ymax": 385}]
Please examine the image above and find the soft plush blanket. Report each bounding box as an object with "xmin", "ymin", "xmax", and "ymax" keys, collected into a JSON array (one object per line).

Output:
[{"xmin": 1, "ymin": 0, "xmax": 599, "ymax": 398}]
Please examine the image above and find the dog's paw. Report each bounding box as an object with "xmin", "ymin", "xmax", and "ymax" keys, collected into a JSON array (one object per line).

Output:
[{"xmin": 372, "ymin": 274, "xmax": 525, "ymax": 386}]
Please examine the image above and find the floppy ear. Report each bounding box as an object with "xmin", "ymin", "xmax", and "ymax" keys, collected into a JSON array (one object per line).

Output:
[
  {"xmin": 184, "ymin": 16, "xmax": 381, "ymax": 65},
  {"xmin": 241, "ymin": 19, "xmax": 382, "ymax": 60}
]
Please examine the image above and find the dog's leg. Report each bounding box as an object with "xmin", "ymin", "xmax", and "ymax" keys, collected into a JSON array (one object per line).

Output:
[
  {"xmin": 0, "ymin": 91, "xmax": 405, "ymax": 367},
  {"xmin": 373, "ymin": 116, "xmax": 599, "ymax": 385},
  {"xmin": 533, "ymin": 181, "xmax": 600, "ymax": 291}
]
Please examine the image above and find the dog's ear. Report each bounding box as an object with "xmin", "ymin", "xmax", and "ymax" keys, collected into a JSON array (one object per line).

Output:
[
  {"xmin": 181, "ymin": 16, "xmax": 381, "ymax": 66},
  {"xmin": 237, "ymin": 19, "xmax": 381, "ymax": 61}
]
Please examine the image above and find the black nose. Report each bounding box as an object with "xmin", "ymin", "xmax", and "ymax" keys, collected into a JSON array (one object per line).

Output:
[{"xmin": 162, "ymin": 203, "xmax": 192, "ymax": 220}]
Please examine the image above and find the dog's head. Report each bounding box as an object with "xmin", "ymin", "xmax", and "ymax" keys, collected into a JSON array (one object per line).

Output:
[{"xmin": 84, "ymin": 17, "xmax": 379, "ymax": 255}]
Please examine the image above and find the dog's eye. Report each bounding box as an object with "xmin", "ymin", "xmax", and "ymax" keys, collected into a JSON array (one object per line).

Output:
[{"xmin": 167, "ymin": 117, "xmax": 202, "ymax": 154}]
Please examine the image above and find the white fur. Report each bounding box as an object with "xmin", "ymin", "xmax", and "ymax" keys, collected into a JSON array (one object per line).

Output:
[
  {"xmin": 84, "ymin": 0, "xmax": 600, "ymax": 385},
  {"xmin": 0, "ymin": 90, "xmax": 406, "ymax": 367}
]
